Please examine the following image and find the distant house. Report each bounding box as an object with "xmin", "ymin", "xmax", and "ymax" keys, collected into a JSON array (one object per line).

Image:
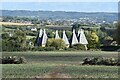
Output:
[
  {"xmin": 8, "ymin": 32, "xmax": 13, "ymax": 37},
  {"xmin": 31, "ymin": 28, "xmax": 37, "ymax": 31},
  {"xmin": 26, "ymin": 26, "xmax": 37, "ymax": 31}
]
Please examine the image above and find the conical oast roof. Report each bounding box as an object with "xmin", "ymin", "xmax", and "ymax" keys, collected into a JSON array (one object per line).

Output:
[
  {"xmin": 71, "ymin": 29, "xmax": 78, "ymax": 45},
  {"xmin": 41, "ymin": 29, "xmax": 48, "ymax": 47},
  {"xmin": 55, "ymin": 30, "xmax": 60, "ymax": 39},
  {"xmin": 34, "ymin": 29, "xmax": 43, "ymax": 46},
  {"xmin": 77, "ymin": 29, "xmax": 81, "ymax": 37},
  {"xmin": 62, "ymin": 30, "xmax": 69, "ymax": 45},
  {"xmin": 78, "ymin": 29, "xmax": 88, "ymax": 44},
  {"xmin": 39, "ymin": 29, "xmax": 43, "ymax": 37}
]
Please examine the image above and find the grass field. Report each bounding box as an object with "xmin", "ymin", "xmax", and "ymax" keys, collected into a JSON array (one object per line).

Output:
[
  {"xmin": 45, "ymin": 25, "xmax": 100, "ymax": 31},
  {"xmin": 0, "ymin": 22, "xmax": 34, "ymax": 26},
  {"xmin": 2, "ymin": 51, "xmax": 119, "ymax": 78}
]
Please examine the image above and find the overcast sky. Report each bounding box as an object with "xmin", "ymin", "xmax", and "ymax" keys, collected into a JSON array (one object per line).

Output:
[{"xmin": 0, "ymin": 0, "xmax": 119, "ymax": 12}]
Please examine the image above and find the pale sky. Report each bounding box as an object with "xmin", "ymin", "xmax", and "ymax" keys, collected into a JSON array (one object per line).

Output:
[
  {"xmin": 0, "ymin": 0, "xmax": 119, "ymax": 12},
  {"xmin": 0, "ymin": 0, "xmax": 119, "ymax": 2}
]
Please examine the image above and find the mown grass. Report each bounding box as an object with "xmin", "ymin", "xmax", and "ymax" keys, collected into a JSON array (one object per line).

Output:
[
  {"xmin": 2, "ymin": 64, "xmax": 118, "ymax": 78},
  {"xmin": 2, "ymin": 51, "xmax": 118, "ymax": 64},
  {"xmin": 2, "ymin": 51, "xmax": 119, "ymax": 78},
  {"xmin": 2, "ymin": 63, "xmax": 56, "ymax": 78}
]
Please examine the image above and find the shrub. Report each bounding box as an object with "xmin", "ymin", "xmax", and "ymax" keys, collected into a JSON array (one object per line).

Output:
[
  {"xmin": 18, "ymin": 57, "xmax": 27, "ymax": 64},
  {"xmin": 46, "ymin": 39, "xmax": 66, "ymax": 50},
  {"xmin": 37, "ymin": 47, "xmax": 45, "ymax": 51},
  {"xmin": 82, "ymin": 57, "xmax": 117, "ymax": 66},
  {"xmin": 32, "ymin": 46, "xmax": 45, "ymax": 51},
  {"xmin": 46, "ymin": 38, "xmax": 54, "ymax": 47},
  {"xmin": 117, "ymin": 60, "xmax": 120, "ymax": 66},
  {"xmin": 44, "ymin": 47, "xmax": 56, "ymax": 51},
  {"xmin": 32, "ymin": 46, "xmax": 56, "ymax": 51},
  {"xmin": 116, "ymin": 22, "xmax": 120, "ymax": 45},
  {"xmin": 82, "ymin": 57, "xmax": 92, "ymax": 65},
  {"xmin": 71, "ymin": 44, "xmax": 86, "ymax": 50},
  {"xmin": 100, "ymin": 46, "xmax": 120, "ymax": 51},
  {"xmin": 27, "ymin": 31, "xmax": 37, "ymax": 36},
  {"xmin": 64, "ymin": 47, "xmax": 76, "ymax": 51},
  {"xmin": 52, "ymin": 39, "xmax": 66, "ymax": 50},
  {"xmin": 1, "ymin": 56, "xmax": 26, "ymax": 64},
  {"xmin": 87, "ymin": 31, "xmax": 99, "ymax": 49}
]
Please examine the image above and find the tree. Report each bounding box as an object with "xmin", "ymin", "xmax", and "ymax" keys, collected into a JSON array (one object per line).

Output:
[
  {"xmin": 97, "ymin": 29, "xmax": 108, "ymax": 44},
  {"xmin": 88, "ymin": 31, "xmax": 99, "ymax": 49},
  {"xmin": 100, "ymin": 26, "xmax": 106, "ymax": 32},
  {"xmin": 72, "ymin": 23, "xmax": 81, "ymax": 32},
  {"xmin": 116, "ymin": 22, "xmax": 120, "ymax": 45},
  {"xmin": 47, "ymin": 32, "xmax": 55, "ymax": 38},
  {"xmin": 2, "ymin": 30, "xmax": 27, "ymax": 51},
  {"xmin": 14, "ymin": 30, "xmax": 26, "ymax": 49}
]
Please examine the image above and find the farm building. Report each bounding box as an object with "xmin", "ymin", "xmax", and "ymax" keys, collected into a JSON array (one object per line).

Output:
[
  {"xmin": 78, "ymin": 29, "xmax": 88, "ymax": 50},
  {"xmin": 70, "ymin": 29, "xmax": 78, "ymax": 45},
  {"xmin": 62, "ymin": 30, "xmax": 70, "ymax": 48},
  {"xmin": 34, "ymin": 29, "xmax": 48, "ymax": 47},
  {"xmin": 55, "ymin": 30, "xmax": 60, "ymax": 39},
  {"xmin": 34, "ymin": 29, "xmax": 88, "ymax": 49}
]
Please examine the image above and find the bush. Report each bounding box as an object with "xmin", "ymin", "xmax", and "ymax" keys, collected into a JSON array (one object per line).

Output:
[
  {"xmin": 32, "ymin": 46, "xmax": 45, "ymax": 51},
  {"xmin": 2, "ymin": 30, "xmax": 27, "ymax": 52},
  {"xmin": 82, "ymin": 57, "xmax": 118, "ymax": 66},
  {"xmin": 99, "ymin": 57, "xmax": 117, "ymax": 66},
  {"xmin": 52, "ymin": 39, "xmax": 66, "ymax": 50},
  {"xmin": 87, "ymin": 31, "xmax": 99, "ymax": 49},
  {"xmin": 18, "ymin": 57, "xmax": 27, "ymax": 64},
  {"xmin": 117, "ymin": 60, "xmax": 120, "ymax": 66},
  {"xmin": 100, "ymin": 46, "xmax": 120, "ymax": 51},
  {"xmin": 46, "ymin": 39, "xmax": 66, "ymax": 50},
  {"xmin": 46, "ymin": 38, "xmax": 54, "ymax": 47},
  {"xmin": 26, "ymin": 31, "xmax": 37, "ymax": 36},
  {"xmin": 1, "ymin": 56, "xmax": 26, "ymax": 64},
  {"xmin": 71, "ymin": 44, "xmax": 86, "ymax": 50},
  {"xmin": 82, "ymin": 57, "xmax": 99, "ymax": 65},
  {"xmin": 44, "ymin": 47, "xmax": 56, "ymax": 51},
  {"xmin": 32, "ymin": 46, "xmax": 56, "ymax": 51},
  {"xmin": 64, "ymin": 47, "xmax": 76, "ymax": 51}
]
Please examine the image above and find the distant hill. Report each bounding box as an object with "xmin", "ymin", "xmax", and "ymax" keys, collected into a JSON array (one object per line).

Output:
[{"xmin": 1, "ymin": 10, "xmax": 117, "ymax": 22}]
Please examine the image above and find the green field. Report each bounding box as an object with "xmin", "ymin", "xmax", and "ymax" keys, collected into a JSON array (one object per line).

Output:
[
  {"xmin": 0, "ymin": 22, "xmax": 34, "ymax": 26},
  {"xmin": 2, "ymin": 51, "xmax": 119, "ymax": 78}
]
